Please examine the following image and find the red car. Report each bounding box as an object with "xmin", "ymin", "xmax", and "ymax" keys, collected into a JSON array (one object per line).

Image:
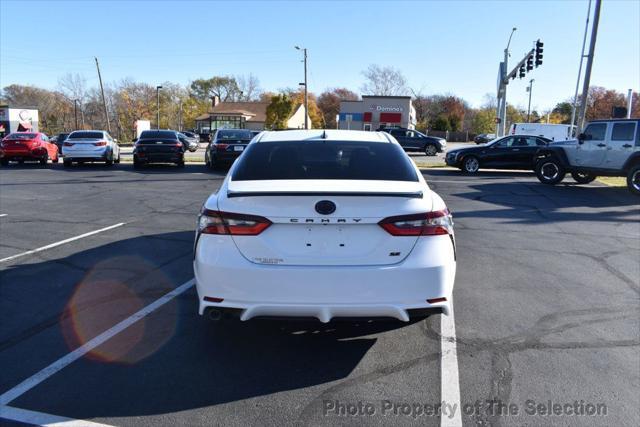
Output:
[{"xmin": 0, "ymin": 132, "xmax": 60, "ymax": 166}]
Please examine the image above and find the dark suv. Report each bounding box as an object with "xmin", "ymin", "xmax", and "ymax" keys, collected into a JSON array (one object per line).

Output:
[
  {"xmin": 133, "ymin": 130, "xmax": 186, "ymax": 168},
  {"xmin": 205, "ymin": 129, "xmax": 254, "ymax": 170},
  {"xmin": 381, "ymin": 127, "xmax": 446, "ymax": 156}
]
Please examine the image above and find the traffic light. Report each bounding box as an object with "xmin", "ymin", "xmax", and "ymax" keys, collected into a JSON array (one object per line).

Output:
[
  {"xmin": 519, "ymin": 65, "xmax": 526, "ymax": 78},
  {"xmin": 535, "ymin": 39, "xmax": 544, "ymax": 67},
  {"xmin": 526, "ymin": 55, "xmax": 534, "ymax": 72}
]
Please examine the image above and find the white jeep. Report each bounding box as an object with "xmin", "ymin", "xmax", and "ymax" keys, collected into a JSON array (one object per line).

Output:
[{"xmin": 534, "ymin": 119, "xmax": 640, "ymax": 195}]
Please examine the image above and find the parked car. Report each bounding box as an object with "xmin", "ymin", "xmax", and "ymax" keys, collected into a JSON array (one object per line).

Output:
[
  {"xmin": 509, "ymin": 123, "xmax": 576, "ymax": 142},
  {"xmin": 178, "ymin": 132, "xmax": 198, "ymax": 152},
  {"xmin": 133, "ymin": 130, "xmax": 185, "ymax": 168},
  {"xmin": 474, "ymin": 133, "xmax": 496, "ymax": 144},
  {"xmin": 534, "ymin": 118, "xmax": 640, "ymax": 194},
  {"xmin": 181, "ymin": 131, "xmax": 200, "ymax": 143},
  {"xmin": 445, "ymin": 134, "xmax": 551, "ymax": 173},
  {"xmin": 205, "ymin": 128, "xmax": 254, "ymax": 170},
  {"xmin": 193, "ymin": 130, "xmax": 456, "ymax": 323},
  {"xmin": 62, "ymin": 130, "xmax": 120, "ymax": 167},
  {"xmin": 0, "ymin": 132, "xmax": 59, "ymax": 166},
  {"xmin": 53, "ymin": 132, "xmax": 71, "ymax": 154},
  {"xmin": 381, "ymin": 127, "xmax": 446, "ymax": 156}
]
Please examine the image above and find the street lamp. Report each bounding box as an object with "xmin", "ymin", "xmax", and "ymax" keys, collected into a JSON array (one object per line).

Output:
[
  {"xmin": 294, "ymin": 46, "xmax": 309, "ymax": 130},
  {"xmin": 156, "ymin": 85, "xmax": 163, "ymax": 129}
]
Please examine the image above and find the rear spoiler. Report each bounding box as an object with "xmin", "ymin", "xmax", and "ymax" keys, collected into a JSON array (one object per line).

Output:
[{"xmin": 227, "ymin": 191, "xmax": 423, "ymax": 198}]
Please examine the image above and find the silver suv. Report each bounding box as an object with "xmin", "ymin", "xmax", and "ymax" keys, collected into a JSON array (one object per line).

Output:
[{"xmin": 534, "ymin": 119, "xmax": 640, "ymax": 195}]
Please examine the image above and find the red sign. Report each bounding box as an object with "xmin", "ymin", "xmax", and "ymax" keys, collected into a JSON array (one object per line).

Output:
[{"xmin": 380, "ymin": 113, "xmax": 401, "ymax": 123}]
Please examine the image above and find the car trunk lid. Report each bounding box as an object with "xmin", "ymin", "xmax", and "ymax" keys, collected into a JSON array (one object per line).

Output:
[{"xmin": 218, "ymin": 179, "xmax": 431, "ymax": 266}]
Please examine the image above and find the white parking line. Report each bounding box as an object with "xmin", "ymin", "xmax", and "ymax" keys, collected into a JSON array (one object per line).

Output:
[
  {"xmin": 0, "ymin": 278, "xmax": 195, "ymax": 406},
  {"xmin": 0, "ymin": 405, "xmax": 115, "ymax": 426},
  {"xmin": 440, "ymin": 304, "xmax": 462, "ymax": 427},
  {"xmin": 0, "ymin": 223, "xmax": 126, "ymax": 264},
  {"xmin": 0, "ymin": 214, "xmax": 7, "ymax": 217}
]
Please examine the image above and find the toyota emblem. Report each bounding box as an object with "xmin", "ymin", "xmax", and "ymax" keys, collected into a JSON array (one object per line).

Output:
[{"xmin": 315, "ymin": 200, "xmax": 336, "ymax": 215}]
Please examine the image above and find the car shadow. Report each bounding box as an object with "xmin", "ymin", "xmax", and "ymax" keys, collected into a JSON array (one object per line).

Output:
[{"xmin": 2, "ymin": 230, "xmax": 430, "ymax": 419}]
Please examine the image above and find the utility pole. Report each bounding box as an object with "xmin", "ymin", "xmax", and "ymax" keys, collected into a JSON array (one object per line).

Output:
[
  {"xmin": 626, "ymin": 89, "xmax": 633, "ymax": 119},
  {"xmin": 578, "ymin": 0, "xmax": 602, "ymax": 132},
  {"xmin": 156, "ymin": 86, "xmax": 163, "ymax": 129},
  {"xmin": 94, "ymin": 57, "xmax": 111, "ymax": 133},
  {"xmin": 73, "ymin": 99, "xmax": 79, "ymax": 129},
  {"xmin": 295, "ymin": 46, "xmax": 309, "ymax": 129},
  {"xmin": 179, "ymin": 100, "xmax": 183, "ymax": 131},
  {"xmin": 526, "ymin": 79, "xmax": 535, "ymax": 122}
]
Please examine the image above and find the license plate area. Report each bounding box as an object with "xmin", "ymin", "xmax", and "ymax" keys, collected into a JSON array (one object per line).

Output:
[{"xmin": 233, "ymin": 145, "xmax": 244, "ymax": 152}]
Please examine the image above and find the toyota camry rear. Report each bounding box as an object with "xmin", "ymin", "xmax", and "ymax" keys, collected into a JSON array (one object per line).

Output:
[{"xmin": 193, "ymin": 130, "xmax": 456, "ymax": 322}]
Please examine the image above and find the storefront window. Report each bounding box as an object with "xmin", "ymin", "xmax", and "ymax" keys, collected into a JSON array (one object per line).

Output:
[{"xmin": 211, "ymin": 115, "xmax": 244, "ymax": 130}]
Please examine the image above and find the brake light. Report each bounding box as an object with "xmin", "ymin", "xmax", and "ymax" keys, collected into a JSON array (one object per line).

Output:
[
  {"xmin": 216, "ymin": 144, "xmax": 229, "ymax": 151},
  {"xmin": 198, "ymin": 209, "xmax": 271, "ymax": 235},
  {"xmin": 94, "ymin": 141, "xmax": 107, "ymax": 146},
  {"xmin": 63, "ymin": 142, "xmax": 74, "ymax": 147},
  {"xmin": 379, "ymin": 209, "xmax": 453, "ymax": 236},
  {"xmin": 175, "ymin": 141, "xmax": 182, "ymax": 147}
]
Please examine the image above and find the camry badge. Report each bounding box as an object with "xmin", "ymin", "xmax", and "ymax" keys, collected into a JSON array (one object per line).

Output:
[{"xmin": 315, "ymin": 200, "xmax": 336, "ymax": 215}]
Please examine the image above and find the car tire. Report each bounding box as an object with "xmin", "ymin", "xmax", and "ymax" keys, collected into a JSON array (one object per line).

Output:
[
  {"xmin": 627, "ymin": 164, "xmax": 640, "ymax": 195},
  {"xmin": 177, "ymin": 161, "xmax": 185, "ymax": 168},
  {"xmin": 424, "ymin": 144, "xmax": 438, "ymax": 156},
  {"xmin": 133, "ymin": 157, "xmax": 142, "ymax": 169},
  {"xmin": 535, "ymin": 158, "xmax": 566, "ymax": 185},
  {"xmin": 63, "ymin": 159, "xmax": 72, "ymax": 168},
  {"xmin": 462, "ymin": 156, "xmax": 480, "ymax": 173},
  {"xmin": 40, "ymin": 153, "xmax": 48, "ymax": 166},
  {"xmin": 115, "ymin": 153, "xmax": 121, "ymax": 164},
  {"xmin": 571, "ymin": 171, "xmax": 596, "ymax": 184},
  {"xmin": 52, "ymin": 155, "xmax": 59, "ymax": 163},
  {"xmin": 0, "ymin": 158, "xmax": 8, "ymax": 166}
]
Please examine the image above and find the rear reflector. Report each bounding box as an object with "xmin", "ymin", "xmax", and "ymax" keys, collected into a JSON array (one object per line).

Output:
[
  {"xmin": 427, "ymin": 297, "xmax": 447, "ymax": 304},
  {"xmin": 198, "ymin": 209, "xmax": 271, "ymax": 236},
  {"xmin": 379, "ymin": 209, "xmax": 453, "ymax": 236},
  {"xmin": 204, "ymin": 296, "xmax": 224, "ymax": 303}
]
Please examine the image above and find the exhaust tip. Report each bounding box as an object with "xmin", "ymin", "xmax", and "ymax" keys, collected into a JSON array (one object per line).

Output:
[{"xmin": 208, "ymin": 309, "xmax": 223, "ymax": 321}]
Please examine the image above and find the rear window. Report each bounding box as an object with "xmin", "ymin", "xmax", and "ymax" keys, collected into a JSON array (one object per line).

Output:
[
  {"xmin": 5, "ymin": 133, "xmax": 37, "ymax": 140},
  {"xmin": 139, "ymin": 131, "xmax": 178, "ymax": 140},
  {"xmin": 217, "ymin": 130, "xmax": 253, "ymax": 140},
  {"xmin": 68, "ymin": 131, "xmax": 103, "ymax": 139},
  {"xmin": 232, "ymin": 140, "xmax": 418, "ymax": 182}
]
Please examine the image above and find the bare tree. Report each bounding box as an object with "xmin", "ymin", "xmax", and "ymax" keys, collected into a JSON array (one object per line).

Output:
[
  {"xmin": 236, "ymin": 74, "xmax": 262, "ymax": 101},
  {"xmin": 360, "ymin": 65, "xmax": 409, "ymax": 96}
]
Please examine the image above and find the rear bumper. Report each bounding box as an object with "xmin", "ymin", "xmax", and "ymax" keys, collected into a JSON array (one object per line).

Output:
[
  {"xmin": 62, "ymin": 148, "xmax": 109, "ymax": 160},
  {"xmin": 135, "ymin": 152, "xmax": 183, "ymax": 163},
  {"xmin": 212, "ymin": 151, "xmax": 243, "ymax": 163},
  {"xmin": 0, "ymin": 150, "xmax": 46, "ymax": 161},
  {"xmin": 194, "ymin": 234, "xmax": 456, "ymax": 322}
]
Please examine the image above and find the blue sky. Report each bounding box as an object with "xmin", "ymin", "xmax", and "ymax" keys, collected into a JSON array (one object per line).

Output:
[{"xmin": 1, "ymin": 0, "xmax": 638, "ymax": 111}]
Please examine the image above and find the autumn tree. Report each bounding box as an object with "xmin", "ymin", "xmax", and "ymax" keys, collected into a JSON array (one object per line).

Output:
[
  {"xmin": 265, "ymin": 94, "xmax": 293, "ymax": 129},
  {"xmin": 317, "ymin": 88, "xmax": 359, "ymax": 128},
  {"xmin": 189, "ymin": 76, "xmax": 241, "ymax": 102}
]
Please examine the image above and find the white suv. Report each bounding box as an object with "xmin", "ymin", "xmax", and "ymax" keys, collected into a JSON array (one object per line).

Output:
[{"xmin": 534, "ymin": 119, "xmax": 640, "ymax": 194}]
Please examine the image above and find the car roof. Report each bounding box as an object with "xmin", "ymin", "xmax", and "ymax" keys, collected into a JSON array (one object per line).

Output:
[
  {"xmin": 70, "ymin": 130, "xmax": 105, "ymax": 133},
  {"xmin": 256, "ymin": 130, "xmax": 393, "ymax": 143},
  {"xmin": 589, "ymin": 118, "xmax": 639, "ymax": 123}
]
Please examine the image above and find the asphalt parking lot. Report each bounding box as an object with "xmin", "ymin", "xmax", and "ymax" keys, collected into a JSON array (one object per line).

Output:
[{"xmin": 0, "ymin": 163, "xmax": 638, "ymax": 426}]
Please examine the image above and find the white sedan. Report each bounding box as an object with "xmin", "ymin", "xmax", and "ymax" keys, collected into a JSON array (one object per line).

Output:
[
  {"xmin": 62, "ymin": 130, "xmax": 120, "ymax": 166},
  {"xmin": 193, "ymin": 130, "xmax": 456, "ymax": 323}
]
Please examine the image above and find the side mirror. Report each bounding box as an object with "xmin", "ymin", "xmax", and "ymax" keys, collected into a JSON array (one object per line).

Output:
[
  {"xmin": 577, "ymin": 133, "xmax": 587, "ymax": 144},
  {"xmin": 113, "ymin": 138, "xmax": 118, "ymax": 143}
]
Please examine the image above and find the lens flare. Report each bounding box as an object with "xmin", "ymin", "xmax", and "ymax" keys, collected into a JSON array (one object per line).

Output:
[{"xmin": 62, "ymin": 256, "xmax": 178, "ymax": 364}]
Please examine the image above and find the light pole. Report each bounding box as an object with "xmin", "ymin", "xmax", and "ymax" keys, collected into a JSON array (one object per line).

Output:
[
  {"xmin": 156, "ymin": 85, "xmax": 163, "ymax": 129},
  {"xmin": 526, "ymin": 79, "xmax": 535, "ymax": 122},
  {"xmin": 73, "ymin": 99, "xmax": 79, "ymax": 129},
  {"xmin": 295, "ymin": 46, "xmax": 309, "ymax": 129},
  {"xmin": 498, "ymin": 27, "xmax": 517, "ymax": 136}
]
